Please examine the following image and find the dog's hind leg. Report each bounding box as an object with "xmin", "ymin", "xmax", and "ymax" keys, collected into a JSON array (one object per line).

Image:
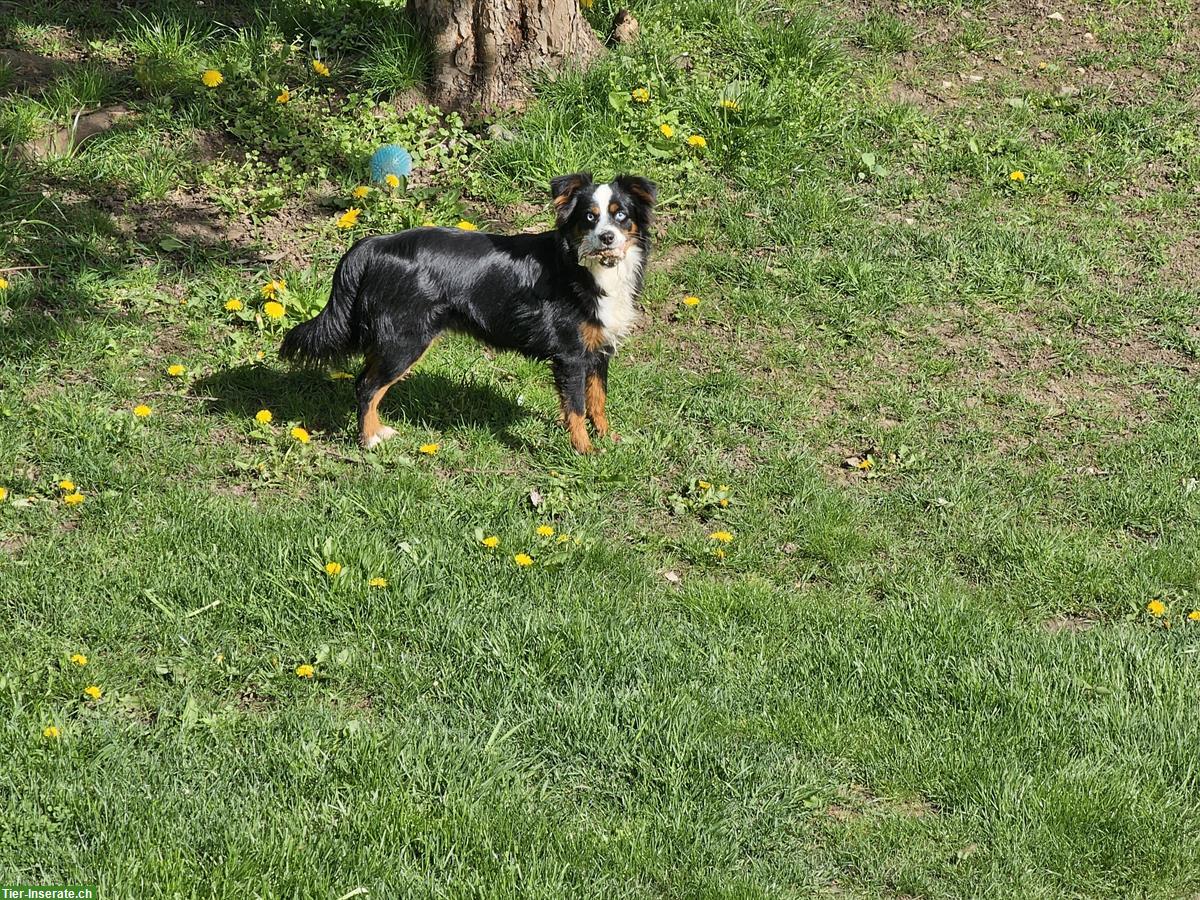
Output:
[{"xmin": 356, "ymin": 337, "xmax": 434, "ymax": 449}]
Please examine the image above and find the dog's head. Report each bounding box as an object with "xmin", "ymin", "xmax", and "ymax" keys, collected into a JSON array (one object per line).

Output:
[{"xmin": 551, "ymin": 173, "xmax": 656, "ymax": 268}]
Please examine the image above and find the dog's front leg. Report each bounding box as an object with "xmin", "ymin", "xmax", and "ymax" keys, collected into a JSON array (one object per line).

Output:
[
  {"xmin": 585, "ymin": 355, "xmax": 610, "ymax": 438},
  {"xmin": 552, "ymin": 360, "xmax": 592, "ymax": 454}
]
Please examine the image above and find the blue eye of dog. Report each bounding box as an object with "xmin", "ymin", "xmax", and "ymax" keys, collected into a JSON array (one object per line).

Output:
[
  {"xmin": 615, "ymin": 211, "xmax": 627, "ymax": 222},
  {"xmin": 586, "ymin": 212, "xmax": 597, "ymax": 223}
]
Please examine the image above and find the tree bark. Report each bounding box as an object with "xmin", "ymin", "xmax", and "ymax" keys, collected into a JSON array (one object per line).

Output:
[{"xmin": 409, "ymin": 0, "xmax": 602, "ymax": 112}]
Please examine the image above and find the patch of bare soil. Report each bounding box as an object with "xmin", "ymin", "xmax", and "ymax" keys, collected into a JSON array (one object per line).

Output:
[
  {"xmin": 116, "ymin": 189, "xmax": 259, "ymax": 256},
  {"xmin": 23, "ymin": 104, "xmax": 134, "ymax": 159},
  {"xmin": 850, "ymin": 0, "xmax": 1198, "ymax": 113},
  {"xmin": 1042, "ymin": 613, "xmax": 1097, "ymax": 632},
  {"xmin": 0, "ymin": 49, "xmax": 60, "ymax": 93},
  {"xmin": 1158, "ymin": 234, "xmax": 1200, "ymax": 292},
  {"xmin": 826, "ymin": 782, "xmax": 939, "ymax": 821}
]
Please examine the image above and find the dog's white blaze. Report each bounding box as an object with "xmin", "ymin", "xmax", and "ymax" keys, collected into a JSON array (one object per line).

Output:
[
  {"xmin": 592, "ymin": 184, "xmax": 613, "ymax": 230},
  {"xmin": 588, "ymin": 244, "xmax": 643, "ymax": 346}
]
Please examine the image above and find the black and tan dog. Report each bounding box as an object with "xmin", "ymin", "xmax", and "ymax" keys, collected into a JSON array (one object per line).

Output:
[{"xmin": 281, "ymin": 173, "xmax": 656, "ymax": 453}]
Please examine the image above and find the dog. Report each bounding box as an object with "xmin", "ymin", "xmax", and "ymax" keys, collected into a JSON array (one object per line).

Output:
[{"xmin": 280, "ymin": 172, "xmax": 656, "ymax": 453}]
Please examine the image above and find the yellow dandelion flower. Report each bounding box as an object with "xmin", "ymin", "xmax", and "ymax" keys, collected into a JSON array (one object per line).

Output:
[
  {"xmin": 580, "ymin": 0, "xmax": 593, "ymax": 8},
  {"xmin": 43, "ymin": 725, "xmax": 60, "ymax": 739},
  {"xmin": 709, "ymin": 530, "xmax": 734, "ymax": 543},
  {"xmin": 324, "ymin": 561, "xmax": 342, "ymax": 576},
  {"xmin": 295, "ymin": 664, "xmax": 315, "ymax": 678},
  {"xmin": 682, "ymin": 295, "xmax": 701, "ymax": 307},
  {"xmin": 714, "ymin": 548, "xmax": 727, "ymax": 559},
  {"xmin": 482, "ymin": 535, "xmax": 500, "ymax": 549},
  {"xmin": 263, "ymin": 300, "xmax": 286, "ymax": 319},
  {"xmin": 133, "ymin": 404, "xmax": 152, "ymax": 418},
  {"xmin": 659, "ymin": 123, "xmax": 675, "ymax": 139},
  {"xmin": 687, "ymin": 134, "xmax": 707, "ymax": 149},
  {"xmin": 337, "ymin": 208, "xmax": 361, "ymax": 229},
  {"xmin": 557, "ymin": 534, "xmax": 570, "ymax": 544},
  {"xmin": 1188, "ymin": 610, "xmax": 1200, "ymax": 622},
  {"xmin": 1147, "ymin": 599, "xmax": 1167, "ymax": 617},
  {"xmin": 167, "ymin": 364, "xmax": 186, "ymax": 377},
  {"xmin": 63, "ymin": 492, "xmax": 85, "ymax": 506},
  {"xmin": 719, "ymin": 484, "xmax": 730, "ymax": 492},
  {"xmin": 291, "ymin": 426, "xmax": 311, "ymax": 443},
  {"xmin": 58, "ymin": 480, "xmax": 76, "ymax": 492},
  {"xmin": 536, "ymin": 525, "xmax": 555, "ymax": 537},
  {"xmin": 421, "ymin": 220, "xmax": 436, "ymax": 227},
  {"xmin": 276, "ymin": 88, "xmax": 291, "ymax": 103},
  {"xmin": 456, "ymin": 220, "xmax": 478, "ymax": 230},
  {"xmin": 70, "ymin": 653, "xmax": 88, "ymax": 667},
  {"xmin": 255, "ymin": 409, "xmax": 273, "ymax": 424},
  {"xmin": 513, "ymin": 553, "xmax": 534, "ymax": 567},
  {"xmin": 224, "ymin": 297, "xmax": 244, "ymax": 311},
  {"xmin": 720, "ymin": 98, "xmax": 740, "ymax": 110},
  {"xmin": 352, "ymin": 186, "xmax": 370, "ymax": 199},
  {"xmin": 631, "ymin": 87, "xmax": 650, "ymax": 103},
  {"xmin": 384, "ymin": 173, "xmax": 400, "ymax": 189},
  {"xmin": 312, "ymin": 59, "xmax": 330, "ymax": 77},
  {"xmin": 0, "ymin": 486, "xmax": 8, "ymax": 503},
  {"xmin": 0, "ymin": 276, "xmax": 9, "ymax": 290},
  {"xmin": 83, "ymin": 685, "xmax": 102, "ymax": 701},
  {"xmin": 369, "ymin": 577, "xmax": 388, "ymax": 588},
  {"xmin": 856, "ymin": 458, "xmax": 874, "ymax": 470},
  {"xmin": 419, "ymin": 443, "xmax": 439, "ymax": 455},
  {"xmin": 201, "ymin": 69, "xmax": 224, "ymax": 88},
  {"xmin": 1010, "ymin": 170, "xmax": 1026, "ymax": 182},
  {"xmin": 698, "ymin": 481, "xmax": 712, "ymax": 489},
  {"xmin": 719, "ymin": 498, "xmax": 729, "ymax": 507}
]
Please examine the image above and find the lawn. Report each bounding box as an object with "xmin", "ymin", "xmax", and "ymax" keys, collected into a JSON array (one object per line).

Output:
[{"xmin": 2, "ymin": 0, "xmax": 1199, "ymax": 896}]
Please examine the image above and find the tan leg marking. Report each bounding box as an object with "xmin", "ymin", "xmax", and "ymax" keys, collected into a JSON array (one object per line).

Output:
[
  {"xmin": 565, "ymin": 410, "xmax": 592, "ymax": 454},
  {"xmin": 585, "ymin": 372, "xmax": 608, "ymax": 437},
  {"xmin": 359, "ymin": 344, "xmax": 434, "ymax": 449}
]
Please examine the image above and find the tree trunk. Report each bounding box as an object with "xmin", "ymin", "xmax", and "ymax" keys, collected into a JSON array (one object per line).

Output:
[{"xmin": 409, "ymin": 0, "xmax": 602, "ymax": 113}]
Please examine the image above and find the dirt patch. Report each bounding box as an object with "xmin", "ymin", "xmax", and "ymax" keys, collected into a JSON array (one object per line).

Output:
[
  {"xmin": 656, "ymin": 243, "xmax": 699, "ymax": 271},
  {"xmin": 22, "ymin": 104, "xmax": 134, "ymax": 160},
  {"xmin": 114, "ymin": 188, "xmax": 266, "ymax": 260},
  {"xmin": 236, "ymin": 686, "xmax": 272, "ymax": 712},
  {"xmin": 0, "ymin": 49, "xmax": 60, "ymax": 93},
  {"xmin": 851, "ymin": 0, "xmax": 1197, "ymax": 117},
  {"xmin": 826, "ymin": 782, "xmax": 939, "ymax": 821},
  {"xmin": 1042, "ymin": 613, "xmax": 1097, "ymax": 632},
  {"xmin": 1, "ymin": 533, "xmax": 33, "ymax": 556},
  {"xmin": 1158, "ymin": 233, "xmax": 1200, "ymax": 292}
]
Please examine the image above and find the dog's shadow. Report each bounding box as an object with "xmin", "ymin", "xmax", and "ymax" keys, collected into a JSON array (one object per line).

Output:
[{"xmin": 193, "ymin": 364, "xmax": 532, "ymax": 448}]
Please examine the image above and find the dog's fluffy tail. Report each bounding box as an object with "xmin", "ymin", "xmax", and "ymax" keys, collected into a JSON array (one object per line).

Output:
[{"xmin": 280, "ymin": 246, "xmax": 365, "ymax": 364}]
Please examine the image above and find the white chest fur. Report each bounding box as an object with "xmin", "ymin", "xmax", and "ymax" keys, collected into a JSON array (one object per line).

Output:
[{"xmin": 586, "ymin": 244, "xmax": 643, "ymax": 347}]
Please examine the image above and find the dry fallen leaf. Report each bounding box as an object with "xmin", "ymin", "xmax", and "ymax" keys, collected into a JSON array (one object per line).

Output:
[{"xmin": 664, "ymin": 571, "xmax": 681, "ymax": 584}]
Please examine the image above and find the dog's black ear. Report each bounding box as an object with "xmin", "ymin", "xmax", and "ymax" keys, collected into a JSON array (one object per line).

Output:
[
  {"xmin": 615, "ymin": 175, "xmax": 657, "ymax": 208},
  {"xmin": 550, "ymin": 172, "xmax": 593, "ymax": 218}
]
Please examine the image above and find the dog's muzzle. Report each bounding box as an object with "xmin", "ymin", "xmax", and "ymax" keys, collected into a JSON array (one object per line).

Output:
[{"xmin": 579, "ymin": 231, "xmax": 628, "ymax": 267}]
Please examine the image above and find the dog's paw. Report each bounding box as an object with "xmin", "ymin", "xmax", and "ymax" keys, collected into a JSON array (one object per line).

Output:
[{"xmin": 362, "ymin": 426, "xmax": 396, "ymax": 450}]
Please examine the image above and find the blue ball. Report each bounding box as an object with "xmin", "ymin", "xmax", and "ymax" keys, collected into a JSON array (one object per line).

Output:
[{"xmin": 369, "ymin": 144, "xmax": 412, "ymax": 183}]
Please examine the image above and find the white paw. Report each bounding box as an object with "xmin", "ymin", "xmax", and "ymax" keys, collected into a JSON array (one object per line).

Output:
[{"xmin": 363, "ymin": 426, "xmax": 396, "ymax": 450}]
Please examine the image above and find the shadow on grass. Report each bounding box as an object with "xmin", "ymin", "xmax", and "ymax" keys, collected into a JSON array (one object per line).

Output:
[{"xmin": 194, "ymin": 364, "xmax": 533, "ymax": 447}]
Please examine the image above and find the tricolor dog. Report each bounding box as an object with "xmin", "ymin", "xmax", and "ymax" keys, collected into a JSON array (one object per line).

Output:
[{"xmin": 281, "ymin": 172, "xmax": 656, "ymax": 453}]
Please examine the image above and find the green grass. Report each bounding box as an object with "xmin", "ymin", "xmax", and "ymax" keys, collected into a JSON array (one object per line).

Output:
[{"xmin": 3, "ymin": 0, "xmax": 1200, "ymax": 896}]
